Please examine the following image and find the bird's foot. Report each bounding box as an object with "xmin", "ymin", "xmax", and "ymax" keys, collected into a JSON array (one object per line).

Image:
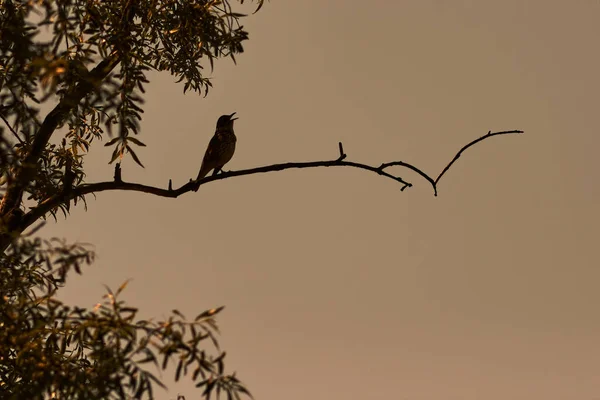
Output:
[{"xmin": 212, "ymin": 168, "xmax": 230, "ymax": 176}]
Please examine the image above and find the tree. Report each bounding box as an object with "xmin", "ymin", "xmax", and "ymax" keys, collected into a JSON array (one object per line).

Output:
[{"xmin": 0, "ymin": 0, "xmax": 522, "ymax": 399}]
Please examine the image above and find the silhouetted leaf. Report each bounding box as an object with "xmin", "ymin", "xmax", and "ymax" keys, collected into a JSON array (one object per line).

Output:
[
  {"xmin": 127, "ymin": 136, "xmax": 146, "ymax": 147},
  {"xmin": 104, "ymin": 137, "xmax": 120, "ymax": 147},
  {"xmin": 175, "ymin": 359, "xmax": 183, "ymax": 382},
  {"xmin": 126, "ymin": 145, "xmax": 145, "ymax": 168}
]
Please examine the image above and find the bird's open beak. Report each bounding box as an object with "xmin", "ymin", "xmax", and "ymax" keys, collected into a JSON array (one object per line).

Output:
[{"xmin": 229, "ymin": 112, "xmax": 238, "ymax": 121}]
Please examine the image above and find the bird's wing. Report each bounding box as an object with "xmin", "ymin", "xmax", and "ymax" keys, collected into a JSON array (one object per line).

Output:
[
  {"xmin": 197, "ymin": 134, "xmax": 222, "ymax": 180},
  {"xmin": 202, "ymin": 134, "xmax": 222, "ymax": 165}
]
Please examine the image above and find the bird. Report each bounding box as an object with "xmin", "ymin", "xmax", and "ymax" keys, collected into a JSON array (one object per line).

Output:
[{"xmin": 196, "ymin": 112, "xmax": 238, "ymax": 180}]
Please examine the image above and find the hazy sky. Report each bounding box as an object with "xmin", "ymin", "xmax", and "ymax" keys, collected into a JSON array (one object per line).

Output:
[{"xmin": 44, "ymin": 1, "xmax": 600, "ymax": 399}]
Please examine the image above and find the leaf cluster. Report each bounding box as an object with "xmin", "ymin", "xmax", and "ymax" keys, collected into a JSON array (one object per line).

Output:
[
  {"xmin": 1, "ymin": 0, "xmax": 263, "ymax": 398},
  {"xmin": 1, "ymin": 0, "xmax": 262, "ymax": 212},
  {"xmin": 1, "ymin": 236, "xmax": 250, "ymax": 399}
]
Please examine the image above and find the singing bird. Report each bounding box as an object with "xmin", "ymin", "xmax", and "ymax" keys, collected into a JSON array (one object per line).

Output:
[{"xmin": 196, "ymin": 112, "xmax": 238, "ymax": 180}]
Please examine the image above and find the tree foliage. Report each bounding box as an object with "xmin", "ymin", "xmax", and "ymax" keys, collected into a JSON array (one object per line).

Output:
[
  {"xmin": 1, "ymin": 237, "xmax": 247, "ymax": 399},
  {"xmin": 1, "ymin": 0, "xmax": 262, "ymax": 398}
]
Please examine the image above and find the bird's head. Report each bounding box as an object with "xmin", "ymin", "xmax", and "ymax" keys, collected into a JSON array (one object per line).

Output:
[{"xmin": 216, "ymin": 112, "xmax": 238, "ymax": 129}]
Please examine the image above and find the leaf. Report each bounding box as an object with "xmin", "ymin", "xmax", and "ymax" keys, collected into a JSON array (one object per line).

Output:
[
  {"xmin": 104, "ymin": 137, "xmax": 120, "ymax": 146},
  {"xmin": 195, "ymin": 306, "xmax": 225, "ymax": 321},
  {"xmin": 133, "ymin": 376, "xmax": 145, "ymax": 398},
  {"xmin": 127, "ymin": 136, "xmax": 146, "ymax": 147},
  {"xmin": 138, "ymin": 353, "xmax": 157, "ymax": 365},
  {"xmin": 196, "ymin": 379, "xmax": 208, "ymax": 388},
  {"xmin": 193, "ymin": 366, "xmax": 203, "ymax": 381},
  {"xmin": 216, "ymin": 352, "xmax": 225, "ymax": 375},
  {"xmin": 203, "ymin": 379, "xmax": 216, "ymax": 399},
  {"xmin": 109, "ymin": 146, "xmax": 121, "ymax": 164},
  {"xmin": 123, "ymin": 339, "xmax": 134, "ymax": 355},
  {"xmin": 145, "ymin": 371, "xmax": 167, "ymax": 389},
  {"xmin": 237, "ymin": 385, "xmax": 253, "ymax": 398},
  {"xmin": 116, "ymin": 279, "xmax": 131, "ymax": 296},
  {"xmin": 175, "ymin": 359, "xmax": 183, "ymax": 381},
  {"xmin": 126, "ymin": 145, "xmax": 145, "ymax": 168},
  {"xmin": 254, "ymin": 0, "xmax": 265, "ymax": 14},
  {"xmin": 161, "ymin": 352, "xmax": 169, "ymax": 370}
]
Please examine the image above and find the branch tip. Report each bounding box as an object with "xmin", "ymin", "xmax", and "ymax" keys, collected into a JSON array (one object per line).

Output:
[
  {"xmin": 337, "ymin": 142, "xmax": 346, "ymax": 161},
  {"xmin": 433, "ymin": 129, "xmax": 523, "ymax": 190},
  {"xmin": 114, "ymin": 163, "xmax": 122, "ymax": 183}
]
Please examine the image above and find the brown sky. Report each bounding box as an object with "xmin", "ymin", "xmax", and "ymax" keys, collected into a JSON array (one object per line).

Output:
[{"xmin": 45, "ymin": 1, "xmax": 600, "ymax": 399}]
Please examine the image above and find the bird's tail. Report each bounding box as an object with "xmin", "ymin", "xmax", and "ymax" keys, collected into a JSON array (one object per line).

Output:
[{"xmin": 196, "ymin": 162, "xmax": 211, "ymax": 181}]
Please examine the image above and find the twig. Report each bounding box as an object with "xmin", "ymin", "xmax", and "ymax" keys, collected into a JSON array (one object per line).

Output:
[
  {"xmin": 113, "ymin": 162, "xmax": 122, "ymax": 183},
  {"xmin": 434, "ymin": 130, "xmax": 523, "ymax": 186},
  {"xmin": 0, "ymin": 114, "xmax": 24, "ymax": 144},
  {"xmin": 337, "ymin": 142, "xmax": 346, "ymax": 161}
]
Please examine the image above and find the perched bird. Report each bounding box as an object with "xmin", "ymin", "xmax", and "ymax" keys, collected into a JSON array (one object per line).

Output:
[{"xmin": 196, "ymin": 112, "xmax": 238, "ymax": 180}]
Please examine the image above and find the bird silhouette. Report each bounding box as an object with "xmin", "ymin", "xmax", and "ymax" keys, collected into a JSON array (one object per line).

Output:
[{"xmin": 196, "ymin": 112, "xmax": 238, "ymax": 180}]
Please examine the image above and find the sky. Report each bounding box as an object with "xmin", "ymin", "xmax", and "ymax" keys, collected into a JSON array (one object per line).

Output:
[{"xmin": 41, "ymin": 1, "xmax": 600, "ymax": 399}]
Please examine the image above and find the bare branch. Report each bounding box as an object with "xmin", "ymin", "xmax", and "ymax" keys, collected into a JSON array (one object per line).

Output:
[
  {"xmin": 380, "ymin": 130, "xmax": 524, "ymax": 195},
  {"xmin": 15, "ymin": 129, "xmax": 523, "ymax": 238},
  {"xmin": 20, "ymin": 150, "xmax": 410, "ymax": 232}
]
